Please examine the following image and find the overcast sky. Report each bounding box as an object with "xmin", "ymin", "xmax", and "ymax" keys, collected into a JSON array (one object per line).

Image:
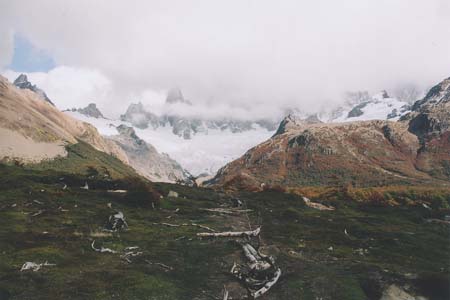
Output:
[{"xmin": 1, "ymin": 0, "xmax": 450, "ymax": 119}]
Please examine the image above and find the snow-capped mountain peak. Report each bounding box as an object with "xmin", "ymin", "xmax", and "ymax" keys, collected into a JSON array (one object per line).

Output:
[{"xmin": 321, "ymin": 90, "xmax": 411, "ymax": 122}]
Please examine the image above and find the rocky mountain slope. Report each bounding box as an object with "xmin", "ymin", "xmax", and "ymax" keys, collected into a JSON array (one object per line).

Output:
[
  {"xmin": 106, "ymin": 125, "xmax": 192, "ymax": 184},
  {"xmin": 13, "ymin": 74, "xmax": 55, "ymax": 106},
  {"xmin": 0, "ymin": 75, "xmax": 126, "ymax": 163},
  {"xmin": 209, "ymin": 77, "xmax": 450, "ymax": 189},
  {"xmin": 65, "ymin": 85, "xmax": 418, "ymax": 177},
  {"xmin": 0, "ymin": 76, "xmax": 190, "ymax": 183}
]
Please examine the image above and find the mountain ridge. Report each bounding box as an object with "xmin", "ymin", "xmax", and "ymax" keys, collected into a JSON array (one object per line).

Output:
[{"xmin": 208, "ymin": 76, "xmax": 450, "ymax": 190}]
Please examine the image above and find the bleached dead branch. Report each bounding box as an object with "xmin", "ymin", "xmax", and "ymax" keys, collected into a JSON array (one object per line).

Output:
[
  {"xmin": 31, "ymin": 210, "xmax": 44, "ymax": 217},
  {"xmin": 302, "ymin": 197, "xmax": 335, "ymax": 211},
  {"xmin": 201, "ymin": 208, "xmax": 253, "ymax": 215},
  {"xmin": 153, "ymin": 222, "xmax": 216, "ymax": 232},
  {"xmin": 91, "ymin": 240, "xmax": 117, "ymax": 254},
  {"xmin": 121, "ymin": 247, "xmax": 143, "ymax": 263},
  {"xmin": 145, "ymin": 260, "xmax": 174, "ymax": 271},
  {"xmin": 197, "ymin": 227, "xmax": 261, "ymax": 238},
  {"xmin": 251, "ymin": 268, "xmax": 282, "ymax": 298},
  {"xmin": 222, "ymin": 286, "xmax": 229, "ymax": 300},
  {"xmin": 20, "ymin": 261, "xmax": 55, "ymax": 272}
]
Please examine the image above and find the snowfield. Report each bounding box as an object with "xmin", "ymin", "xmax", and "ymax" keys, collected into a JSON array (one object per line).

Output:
[{"xmin": 65, "ymin": 111, "xmax": 274, "ymax": 176}]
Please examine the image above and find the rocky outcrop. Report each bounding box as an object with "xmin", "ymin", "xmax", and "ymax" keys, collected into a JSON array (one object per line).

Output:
[
  {"xmin": 405, "ymin": 77, "xmax": 450, "ymax": 136},
  {"xmin": 210, "ymin": 77, "xmax": 450, "ymax": 189},
  {"xmin": 71, "ymin": 103, "xmax": 105, "ymax": 118},
  {"xmin": 120, "ymin": 102, "xmax": 161, "ymax": 129},
  {"xmin": 107, "ymin": 125, "xmax": 192, "ymax": 183},
  {"xmin": 13, "ymin": 74, "xmax": 54, "ymax": 106},
  {"xmin": 166, "ymin": 87, "xmax": 191, "ymax": 105}
]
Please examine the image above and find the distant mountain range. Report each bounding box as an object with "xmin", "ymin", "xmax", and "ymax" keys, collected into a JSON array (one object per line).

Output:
[
  {"xmin": 6, "ymin": 72, "xmax": 434, "ymax": 180},
  {"xmin": 120, "ymin": 88, "xmax": 278, "ymax": 140}
]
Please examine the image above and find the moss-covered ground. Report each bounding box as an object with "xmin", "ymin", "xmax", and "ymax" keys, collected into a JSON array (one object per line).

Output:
[{"xmin": 0, "ymin": 144, "xmax": 449, "ymax": 299}]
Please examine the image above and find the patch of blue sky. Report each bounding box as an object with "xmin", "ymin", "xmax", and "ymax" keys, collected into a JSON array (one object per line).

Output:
[{"xmin": 8, "ymin": 34, "xmax": 55, "ymax": 72}]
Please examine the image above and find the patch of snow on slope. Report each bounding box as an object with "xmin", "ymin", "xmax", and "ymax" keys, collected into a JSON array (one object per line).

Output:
[
  {"xmin": 65, "ymin": 111, "xmax": 273, "ymax": 176},
  {"xmin": 331, "ymin": 92, "xmax": 410, "ymax": 122}
]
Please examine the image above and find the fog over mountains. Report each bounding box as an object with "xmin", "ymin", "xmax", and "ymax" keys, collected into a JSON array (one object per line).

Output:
[{"xmin": 2, "ymin": 1, "xmax": 450, "ymax": 119}]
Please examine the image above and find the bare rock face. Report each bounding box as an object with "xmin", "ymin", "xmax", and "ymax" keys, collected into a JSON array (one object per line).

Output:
[
  {"xmin": 13, "ymin": 74, "xmax": 54, "ymax": 106},
  {"xmin": 406, "ymin": 77, "xmax": 450, "ymax": 136},
  {"xmin": 120, "ymin": 102, "xmax": 160, "ymax": 129},
  {"xmin": 210, "ymin": 77, "xmax": 450, "ymax": 189},
  {"xmin": 380, "ymin": 285, "xmax": 427, "ymax": 300},
  {"xmin": 107, "ymin": 125, "xmax": 192, "ymax": 184},
  {"xmin": 166, "ymin": 87, "xmax": 191, "ymax": 104},
  {"xmin": 73, "ymin": 103, "xmax": 105, "ymax": 118}
]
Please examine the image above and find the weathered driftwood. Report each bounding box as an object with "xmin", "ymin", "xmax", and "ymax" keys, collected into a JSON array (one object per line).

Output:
[
  {"xmin": 222, "ymin": 286, "xmax": 229, "ymax": 300},
  {"xmin": 197, "ymin": 227, "xmax": 261, "ymax": 238},
  {"xmin": 201, "ymin": 208, "xmax": 253, "ymax": 215},
  {"xmin": 20, "ymin": 261, "xmax": 55, "ymax": 272},
  {"xmin": 229, "ymin": 239, "xmax": 281, "ymax": 298},
  {"xmin": 242, "ymin": 244, "xmax": 271, "ymax": 271},
  {"xmin": 302, "ymin": 197, "xmax": 335, "ymax": 211},
  {"xmin": 121, "ymin": 246, "xmax": 143, "ymax": 263},
  {"xmin": 107, "ymin": 189, "xmax": 127, "ymax": 193},
  {"xmin": 31, "ymin": 210, "xmax": 44, "ymax": 217},
  {"xmin": 153, "ymin": 222, "xmax": 180, "ymax": 227},
  {"xmin": 145, "ymin": 260, "xmax": 173, "ymax": 271},
  {"xmin": 153, "ymin": 222, "xmax": 216, "ymax": 232},
  {"xmin": 251, "ymin": 268, "xmax": 282, "ymax": 298},
  {"xmin": 91, "ymin": 240, "xmax": 117, "ymax": 254},
  {"xmin": 188, "ymin": 223, "xmax": 216, "ymax": 232}
]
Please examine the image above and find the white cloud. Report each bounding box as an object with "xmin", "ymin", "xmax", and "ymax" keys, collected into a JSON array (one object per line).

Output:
[
  {"xmin": 0, "ymin": 28, "xmax": 14, "ymax": 68},
  {"xmin": 3, "ymin": 67, "xmax": 118, "ymax": 115},
  {"xmin": 1, "ymin": 0, "xmax": 450, "ymax": 117}
]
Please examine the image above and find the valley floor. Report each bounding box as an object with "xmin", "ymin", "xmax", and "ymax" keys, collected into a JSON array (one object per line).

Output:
[{"xmin": 0, "ymin": 164, "xmax": 449, "ymax": 300}]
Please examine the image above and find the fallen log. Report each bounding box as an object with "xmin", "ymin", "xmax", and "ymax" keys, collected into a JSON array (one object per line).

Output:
[
  {"xmin": 242, "ymin": 244, "xmax": 271, "ymax": 271},
  {"xmin": 223, "ymin": 286, "xmax": 229, "ymax": 300},
  {"xmin": 91, "ymin": 240, "xmax": 117, "ymax": 254},
  {"xmin": 153, "ymin": 222, "xmax": 216, "ymax": 232},
  {"xmin": 302, "ymin": 197, "xmax": 335, "ymax": 211},
  {"xmin": 201, "ymin": 208, "xmax": 253, "ymax": 215},
  {"xmin": 121, "ymin": 248, "xmax": 143, "ymax": 263},
  {"xmin": 197, "ymin": 227, "xmax": 261, "ymax": 238},
  {"xmin": 20, "ymin": 261, "xmax": 55, "ymax": 272},
  {"xmin": 31, "ymin": 210, "xmax": 45, "ymax": 217},
  {"xmin": 145, "ymin": 260, "xmax": 174, "ymax": 271},
  {"xmin": 251, "ymin": 268, "xmax": 282, "ymax": 298}
]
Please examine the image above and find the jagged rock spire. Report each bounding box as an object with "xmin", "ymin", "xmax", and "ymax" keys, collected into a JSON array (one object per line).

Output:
[{"xmin": 13, "ymin": 74, "xmax": 55, "ymax": 106}]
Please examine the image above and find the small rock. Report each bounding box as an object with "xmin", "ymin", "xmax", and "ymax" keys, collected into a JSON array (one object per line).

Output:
[{"xmin": 168, "ymin": 190, "xmax": 178, "ymax": 198}]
